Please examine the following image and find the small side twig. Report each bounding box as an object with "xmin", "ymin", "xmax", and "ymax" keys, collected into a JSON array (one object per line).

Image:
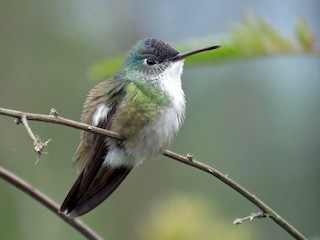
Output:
[
  {"xmin": 0, "ymin": 166, "xmax": 102, "ymax": 240},
  {"xmin": 50, "ymin": 108, "xmax": 59, "ymax": 117},
  {"xmin": 234, "ymin": 212, "xmax": 269, "ymax": 225},
  {"xmin": 19, "ymin": 115, "xmax": 51, "ymax": 157},
  {"xmin": 186, "ymin": 153, "xmax": 194, "ymax": 161}
]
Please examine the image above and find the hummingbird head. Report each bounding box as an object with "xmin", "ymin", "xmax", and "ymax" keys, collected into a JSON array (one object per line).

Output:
[
  {"xmin": 119, "ymin": 38, "xmax": 180, "ymax": 80},
  {"xmin": 117, "ymin": 38, "xmax": 221, "ymax": 81}
]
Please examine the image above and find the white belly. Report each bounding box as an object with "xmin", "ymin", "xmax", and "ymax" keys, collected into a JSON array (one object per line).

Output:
[{"xmin": 104, "ymin": 61, "xmax": 186, "ymax": 167}]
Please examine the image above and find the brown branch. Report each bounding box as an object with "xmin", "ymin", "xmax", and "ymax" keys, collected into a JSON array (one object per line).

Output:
[
  {"xmin": 19, "ymin": 115, "xmax": 51, "ymax": 157},
  {"xmin": 161, "ymin": 149, "xmax": 307, "ymax": 239},
  {"xmin": 0, "ymin": 107, "xmax": 307, "ymax": 240},
  {"xmin": 0, "ymin": 166, "xmax": 102, "ymax": 240}
]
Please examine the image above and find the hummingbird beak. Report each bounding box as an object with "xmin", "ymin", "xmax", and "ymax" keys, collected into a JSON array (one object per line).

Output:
[{"xmin": 171, "ymin": 45, "xmax": 221, "ymax": 62}]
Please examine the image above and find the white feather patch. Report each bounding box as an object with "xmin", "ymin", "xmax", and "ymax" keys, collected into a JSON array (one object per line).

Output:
[{"xmin": 92, "ymin": 104, "xmax": 109, "ymax": 126}]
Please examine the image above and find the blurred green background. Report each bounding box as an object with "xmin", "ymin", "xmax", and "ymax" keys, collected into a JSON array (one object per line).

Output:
[{"xmin": 0, "ymin": 1, "xmax": 319, "ymax": 240}]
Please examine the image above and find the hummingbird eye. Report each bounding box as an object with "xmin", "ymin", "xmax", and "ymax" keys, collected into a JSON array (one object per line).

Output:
[{"xmin": 144, "ymin": 58, "xmax": 158, "ymax": 66}]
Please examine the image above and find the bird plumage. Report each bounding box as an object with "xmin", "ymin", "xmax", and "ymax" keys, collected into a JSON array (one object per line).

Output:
[{"xmin": 60, "ymin": 38, "xmax": 186, "ymax": 217}]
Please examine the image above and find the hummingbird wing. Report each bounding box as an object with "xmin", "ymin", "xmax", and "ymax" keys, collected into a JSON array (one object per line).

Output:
[{"xmin": 60, "ymin": 79, "xmax": 132, "ymax": 217}]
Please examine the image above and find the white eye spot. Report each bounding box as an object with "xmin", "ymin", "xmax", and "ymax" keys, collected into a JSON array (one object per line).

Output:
[{"xmin": 143, "ymin": 58, "xmax": 158, "ymax": 66}]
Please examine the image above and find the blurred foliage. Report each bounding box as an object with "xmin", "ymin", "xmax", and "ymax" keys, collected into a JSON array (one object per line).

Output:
[
  {"xmin": 296, "ymin": 17, "xmax": 317, "ymax": 52},
  {"xmin": 89, "ymin": 14, "xmax": 318, "ymax": 80},
  {"xmin": 136, "ymin": 194, "xmax": 255, "ymax": 240}
]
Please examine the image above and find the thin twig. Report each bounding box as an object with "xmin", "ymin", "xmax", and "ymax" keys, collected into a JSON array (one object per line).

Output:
[
  {"xmin": 19, "ymin": 114, "xmax": 51, "ymax": 157},
  {"xmin": 0, "ymin": 107, "xmax": 307, "ymax": 240},
  {"xmin": 1, "ymin": 107, "xmax": 122, "ymax": 139},
  {"xmin": 0, "ymin": 166, "xmax": 102, "ymax": 240},
  {"xmin": 233, "ymin": 212, "xmax": 269, "ymax": 225},
  {"xmin": 21, "ymin": 115, "xmax": 38, "ymax": 142},
  {"xmin": 161, "ymin": 150, "xmax": 306, "ymax": 240}
]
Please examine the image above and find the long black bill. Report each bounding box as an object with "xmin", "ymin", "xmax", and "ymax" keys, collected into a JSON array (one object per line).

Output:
[{"xmin": 171, "ymin": 45, "xmax": 221, "ymax": 62}]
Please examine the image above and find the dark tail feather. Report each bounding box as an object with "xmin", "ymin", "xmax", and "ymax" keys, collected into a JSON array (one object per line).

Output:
[{"xmin": 60, "ymin": 166, "xmax": 131, "ymax": 217}]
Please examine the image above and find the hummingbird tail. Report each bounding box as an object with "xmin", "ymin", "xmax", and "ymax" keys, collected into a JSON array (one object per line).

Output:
[{"xmin": 60, "ymin": 165, "xmax": 132, "ymax": 217}]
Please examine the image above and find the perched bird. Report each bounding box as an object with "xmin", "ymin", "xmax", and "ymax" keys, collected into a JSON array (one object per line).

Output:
[{"xmin": 60, "ymin": 38, "xmax": 220, "ymax": 217}]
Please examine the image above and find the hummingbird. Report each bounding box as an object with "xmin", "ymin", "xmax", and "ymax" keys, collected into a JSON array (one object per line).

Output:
[{"xmin": 60, "ymin": 38, "xmax": 220, "ymax": 217}]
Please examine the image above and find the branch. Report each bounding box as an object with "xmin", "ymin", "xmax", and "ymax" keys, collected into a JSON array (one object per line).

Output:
[
  {"xmin": 0, "ymin": 166, "xmax": 102, "ymax": 240},
  {"xmin": 18, "ymin": 115, "xmax": 51, "ymax": 158},
  {"xmin": 0, "ymin": 107, "xmax": 307, "ymax": 240},
  {"xmin": 233, "ymin": 212, "xmax": 269, "ymax": 225}
]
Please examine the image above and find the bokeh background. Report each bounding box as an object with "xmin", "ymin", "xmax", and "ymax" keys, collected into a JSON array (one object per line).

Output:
[{"xmin": 0, "ymin": 0, "xmax": 319, "ymax": 239}]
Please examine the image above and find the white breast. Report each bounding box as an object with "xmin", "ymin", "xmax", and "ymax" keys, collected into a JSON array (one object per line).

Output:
[
  {"xmin": 98, "ymin": 61, "xmax": 186, "ymax": 168},
  {"xmin": 157, "ymin": 61, "xmax": 186, "ymax": 140},
  {"xmin": 127, "ymin": 61, "xmax": 186, "ymax": 164}
]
